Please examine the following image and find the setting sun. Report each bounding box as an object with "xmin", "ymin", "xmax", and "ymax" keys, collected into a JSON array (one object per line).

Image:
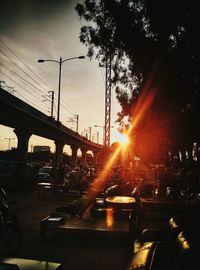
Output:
[{"xmin": 117, "ymin": 133, "xmax": 129, "ymax": 146}]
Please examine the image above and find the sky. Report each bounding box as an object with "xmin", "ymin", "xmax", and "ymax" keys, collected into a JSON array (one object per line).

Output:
[{"xmin": 0, "ymin": 0, "xmax": 122, "ymax": 154}]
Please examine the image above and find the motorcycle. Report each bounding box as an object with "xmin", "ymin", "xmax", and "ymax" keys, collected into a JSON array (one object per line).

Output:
[{"xmin": 0, "ymin": 187, "xmax": 22, "ymax": 256}]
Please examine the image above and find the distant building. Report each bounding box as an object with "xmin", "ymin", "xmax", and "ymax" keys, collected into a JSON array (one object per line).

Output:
[{"xmin": 33, "ymin": 146, "xmax": 50, "ymax": 153}]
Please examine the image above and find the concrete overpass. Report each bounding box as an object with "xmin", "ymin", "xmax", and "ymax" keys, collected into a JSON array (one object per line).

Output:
[{"xmin": 0, "ymin": 88, "xmax": 103, "ymax": 168}]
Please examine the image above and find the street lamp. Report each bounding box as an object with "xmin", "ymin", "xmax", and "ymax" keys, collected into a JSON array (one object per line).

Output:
[
  {"xmin": 38, "ymin": 56, "xmax": 85, "ymax": 123},
  {"xmin": 38, "ymin": 55, "xmax": 85, "ymax": 168},
  {"xmin": 4, "ymin": 137, "xmax": 15, "ymax": 150}
]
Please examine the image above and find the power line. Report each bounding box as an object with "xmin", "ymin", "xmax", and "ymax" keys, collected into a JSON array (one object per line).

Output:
[
  {"xmin": 0, "ymin": 39, "xmax": 53, "ymax": 93},
  {"xmin": 0, "ymin": 70, "xmax": 44, "ymax": 103},
  {"xmin": 0, "ymin": 49, "xmax": 50, "ymax": 96},
  {"xmin": 0, "ymin": 40, "xmax": 94, "ymax": 131},
  {"xmin": 1, "ymin": 67, "xmax": 78, "ymax": 123},
  {"xmin": 0, "ymin": 44, "xmax": 79, "ymax": 118},
  {"xmin": 0, "ymin": 71, "xmax": 48, "ymax": 112},
  {"xmin": 1, "ymin": 64, "xmax": 51, "ymax": 102}
]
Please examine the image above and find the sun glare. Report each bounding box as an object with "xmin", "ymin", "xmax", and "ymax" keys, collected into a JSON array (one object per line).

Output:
[
  {"xmin": 118, "ymin": 133, "xmax": 129, "ymax": 146},
  {"xmin": 82, "ymin": 79, "xmax": 158, "ymax": 219}
]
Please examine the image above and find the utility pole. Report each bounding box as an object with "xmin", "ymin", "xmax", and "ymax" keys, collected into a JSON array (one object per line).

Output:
[
  {"xmin": 42, "ymin": 90, "xmax": 54, "ymax": 118},
  {"xmin": 94, "ymin": 124, "xmax": 114, "ymax": 145},
  {"xmin": 83, "ymin": 127, "xmax": 92, "ymax": 140},
  {"xmin": 98, "ymin": 46, "xmax": 112, "ymax": 147},
  {"xmin": 38, "ymin": 55, "xmax": 84, "ymax": 169},
  {"xmin": 48, "ymin": 91, "xmax": 54, "ymax": 118},
  {"xmin": 104, "ymin": 48, "xmax": 112, "ymax": 147},
  {"xmin": 97, "ymin": 131, "xmax": 99, "ymax": 144},
  {"xmin": 88, "ymin": 126, "xmax": 92, "ymax": 141},
  {"xmin": 67, "ymin": 114, "xmax": 79, "ymax": 133},
  {"xmin": 4, "ymin": 137, "xmax": 15, "ymax": 150},
  {"xmin": 75, "ymin": 114, "xmax": 79, "ymax": 133}
]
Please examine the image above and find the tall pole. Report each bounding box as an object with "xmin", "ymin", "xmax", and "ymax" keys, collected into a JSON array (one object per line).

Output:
[
  {"xmin": 67, "ymin": 114, "xmax": 79, "ymax": 132},
  {"xmin": 75, "ymin": 114, "xmax": 79, "ymax": 133},
  {"xmin": 104, "ymin": 48, "xmax": 112, "ymax": 147},
  {"xmin": 48, "ymin": 90, "xmax": 54, "ymax": 118},
  {"xmin": 88, "ymin": 126, "xmax": 92, "ymax": 141},
  {"xmin": 4, "ymin": 138, "xmax": 15, "ymax": 150},
  {"xmin": 94, "ymin": 124, "xmax": 113, "ymax": 145},
  {"xmin": 38, "ymin": 55, "xmax": 85, "ymax": 169},
  {"xmin": 57, "ymin": 57, "xmax": 62, "ymax": 123},
  {"xmin": 50, "ymin": 91, "xmax": 54, "ymax": 118}
]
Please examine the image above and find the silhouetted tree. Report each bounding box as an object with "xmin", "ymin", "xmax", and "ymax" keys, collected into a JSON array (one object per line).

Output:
[{"xmin": 76, "ymin": 0, "xmax": 200, "ymax": 163}]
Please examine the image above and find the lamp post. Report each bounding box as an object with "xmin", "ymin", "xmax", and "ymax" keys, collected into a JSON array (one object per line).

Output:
[
  {"xmin": 4, "ymin": 137, "xmax": 15, "ymax": 150},
  {"xmin": 38, "ymin": 55, "xmax": 85, "ymax": 168},
  {"xmin": 82, "ymin": 127, "xmax": 92, "ymax": 140},
  {"xmin": 94, "ymin": 124, "xmax": 114, "ymax": 145},
  {"xmin": 38, "ymin": 56, "xmax": 85, "ymax": 123}
]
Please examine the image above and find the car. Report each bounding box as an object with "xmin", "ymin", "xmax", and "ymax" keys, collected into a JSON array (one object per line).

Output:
[{"xmin": 37, "ymin": 166, "xmax": 53, "ymax": 182}]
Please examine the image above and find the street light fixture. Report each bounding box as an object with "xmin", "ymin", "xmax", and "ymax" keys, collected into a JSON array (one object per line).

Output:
[
  {"xmin": 4, "ymin": 137, "xmax": 15, "ymax": 150},
  {"xmin": 38, "ymin": 56, "xmax": 85, "ymax": 123},
  {"xmin": 38, "ymin": 55, "xmax": 85, "ymax": 168}
]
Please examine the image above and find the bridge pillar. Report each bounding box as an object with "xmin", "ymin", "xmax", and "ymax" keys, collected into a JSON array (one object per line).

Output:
[
  {"xmin": 14, "ymin": 128, "xmax": 31, "ymax": 161},
  {"xmin": 93, "ymin": 151, "xmax": 98, "ymax": 166},
  {"xmin": 80, "ymin": 147, "xmax": 87, "ymax": 167},
  {"xmin": 54, "ymin": 140, "xmax": 65, "ymax": 168},
  {"xmin": 70, "ymin": 145, "xmax": 78, "ymax": 169},
  {"xmin": 93, "ymin": 149, "xmax": 103, "ymax": 169},
  {"xmin": 13, "ymin": 129, "xmax": 32, "ymax": 187}
]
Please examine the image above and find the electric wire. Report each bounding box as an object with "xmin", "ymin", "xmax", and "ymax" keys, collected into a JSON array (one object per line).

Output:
[
  {"xmin": 0, "ymin": 68, "xmax": 45, "ymax": 104},
  {"xmin": 1, "ymin": 64, "xmax": 51, "ymax": 101},
  {"xmin": 0, "ymin": 50, "xmax": 50, "ymax": 98},
  {"xmin": 0, "ymin": 44, "xmax": 78, "ymax": 118},
  {"xmin": 0, "ymin": 71, "xmax": 48, "ymax": 112},
  {"xmin": 0, "ymin": 39, "xmax": 53, "ymax": 93},
  {"xmin": 0, "ymin": 40, "xmax": 97, "ymax": 134}
]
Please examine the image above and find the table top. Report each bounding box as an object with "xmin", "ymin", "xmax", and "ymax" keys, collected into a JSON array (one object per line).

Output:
[
  {"xmin": 37, "ymin": 182, "xmax": 51, "ymax": 186},
  {"xmin": 41, "ymin": 215, "xmax": 129, "ymax": 233},
  {"xmin": 105, "ymin": 196, "xmax": 136, "ymax": 204},
  {"xmin": 0, "ymin": 258, "xmax": 61, "ymax": 270}
]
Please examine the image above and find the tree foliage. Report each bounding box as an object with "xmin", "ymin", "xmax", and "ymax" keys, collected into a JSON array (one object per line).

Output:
[{"xmin": 75, "ymin": 0, "xmax": 200, "ymax": 162}]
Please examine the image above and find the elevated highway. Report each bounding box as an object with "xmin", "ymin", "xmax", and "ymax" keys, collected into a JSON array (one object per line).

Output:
[{"xmin": 0, "ymin": 88, "xmax": 103, "ymax": 167}]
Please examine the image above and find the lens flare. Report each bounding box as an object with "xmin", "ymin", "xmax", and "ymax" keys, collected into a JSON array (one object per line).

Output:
[
  {"xmin": 117, "ymin": 133, "xmax": 129, "ymax": 147},
  {"xmin": 82, "ymin": 77, "xmax": 158, "ymax": 218}
]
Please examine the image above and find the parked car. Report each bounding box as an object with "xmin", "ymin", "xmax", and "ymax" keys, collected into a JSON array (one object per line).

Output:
[{"xmin": 36, "ymin": 166, "xmax": 53, "ymax": 182}]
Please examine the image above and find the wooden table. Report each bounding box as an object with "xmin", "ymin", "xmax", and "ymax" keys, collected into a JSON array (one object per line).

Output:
[
  {"xmin": 0, "ymin": 258, "xmax": 62, "ymax": 270},
  {"xmin": 40, "ymin": 215, "xmax": 130, "ymax": 240}
]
